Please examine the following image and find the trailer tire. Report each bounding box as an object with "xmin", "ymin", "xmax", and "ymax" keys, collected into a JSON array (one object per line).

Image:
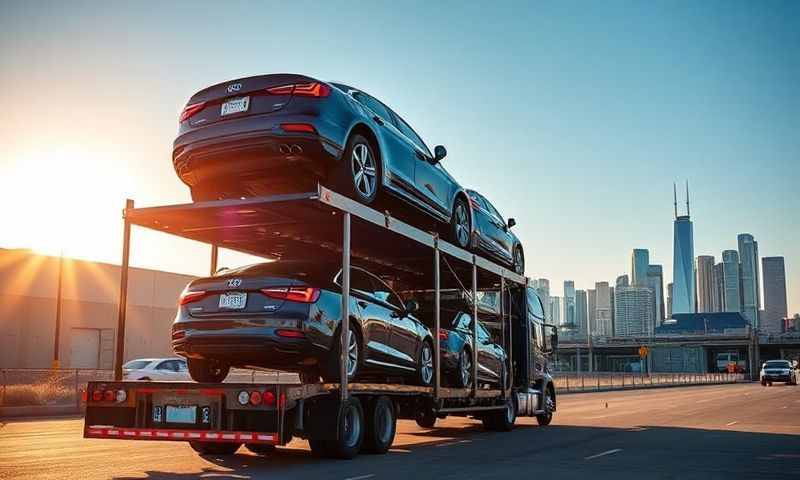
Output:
[
  {"xmin": 362, "ymin": 396, "xmax": 396, "ymax": 454},
  {"xmin": 189, "ymin": 441, "xmax": 241, "ymax": 455},
  {"xmin": 415, "ymin": 407, "xmax": 437, "ymax": 428},
  {"xmin": 245, "ymin": 443, "xmax": 276, "ymax": 455},
  {"xmin": 310, "ymin": 397, "xmax": 365, "ymax": 459},
  {"xmin": 483, "ymin": 395, "xmax": 516, "ymax": 432}
]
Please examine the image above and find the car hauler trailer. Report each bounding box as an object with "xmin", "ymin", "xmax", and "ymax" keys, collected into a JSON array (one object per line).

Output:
[{"xmin": 84, "ymin": 185, "xmax": 558, "ymax": 459}]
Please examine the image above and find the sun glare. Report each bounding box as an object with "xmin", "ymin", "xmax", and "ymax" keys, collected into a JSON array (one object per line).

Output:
[{"xmin": 1, "ymin": 145, "xmax": 131, "ymax": 261}]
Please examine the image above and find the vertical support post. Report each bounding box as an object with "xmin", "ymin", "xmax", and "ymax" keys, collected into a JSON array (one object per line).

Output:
[
  {"xmin": 52, "ymin": 252, "xmax": 64, "ymax": 369},
  {"xmin": 577, "ymin": 346, "xmax": 581, "ymax": 374},
  {"xmin": 210, "ymin": 245, "xmax": 219, "ymax": 276},
  {"xmin": 114, "ymin": 199, "xmax": 133, "ymax": 381},
  {"xmin": 471, "ymin": 256, "xmax": 478, "ymax": 398},
  {"xmin": 74, "ymin": 369, "xmax": 79, "ymax": 410},
  {"xmin": 340, "ymin": 212, "xmax": 351, "ymax": 402},
  {"xmin": 433, "ymin": 238, "xmax": 440, "ymax": 400}
]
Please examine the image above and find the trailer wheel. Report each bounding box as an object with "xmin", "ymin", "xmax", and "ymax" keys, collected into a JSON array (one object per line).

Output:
[
  {"xmin": 245, "ymin": 443, "xmax": 276, "ymax": 455},
  {"xmin": 310, "ymin": 397, "xmax": 365, "ymax": 459},
  {"xmin": 483, "ymin": 395, "xmax": 516, "ymax": 432},
  {"xmin": 189, "ymin": 441, "xmax": 241, "ymax": 455},
  {"xmin": 415, "ymin": 407, "xmax": 437, "ymax": 428},
  {"xmin": 363, "ymin": 396, "xmax": 396, "ymax": 454}
]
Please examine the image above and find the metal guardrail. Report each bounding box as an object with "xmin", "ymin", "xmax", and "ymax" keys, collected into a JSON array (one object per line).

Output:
[
  {"xmin": 552, "ymin": 372, "xmax": 745, "ymax": 393},
  {"xmin": 0, "ymin": 368, "xmax": 299, "ymax": 408}
]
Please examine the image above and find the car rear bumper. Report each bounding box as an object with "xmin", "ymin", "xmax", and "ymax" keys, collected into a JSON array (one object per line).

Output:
[
  {"xmin": 172, "ymin": 329, "xmax": 323, "ymax": 371},
  {"xmin": 173, "ymin": 114, "xmax": 343, "ymax": 191}
]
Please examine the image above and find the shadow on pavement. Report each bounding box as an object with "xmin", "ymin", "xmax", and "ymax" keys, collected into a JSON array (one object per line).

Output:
[{"xmin": 112, "ymin": 422, "xmax": 800, "ymax": 480}]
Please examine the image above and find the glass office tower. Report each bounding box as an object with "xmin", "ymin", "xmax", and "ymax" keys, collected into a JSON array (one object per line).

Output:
[{"xmin": 671, "ymin": 183, "xmax": 695, "ymax": 314}]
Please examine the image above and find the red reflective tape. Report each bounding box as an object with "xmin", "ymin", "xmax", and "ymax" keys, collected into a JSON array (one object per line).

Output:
[{"xmin": 85, "ymin": 428, "xmax": 278, "ymax": 444}]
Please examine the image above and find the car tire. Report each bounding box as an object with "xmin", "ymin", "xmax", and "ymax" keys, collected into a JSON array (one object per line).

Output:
[
  {"xmin": 513, "ymin": 246, "xmax": 525, "ymax": 275},
  {"xmin": 417, "ymin": 339, "xmax": 434, "ymax": 387},
  {"xmin": 245, "ymin": 443, "xmax": 276, "ymax": 455},
  {"xmin": 450, "ymin": 197, "xmax": 471, "ymax": 249},
  {"xmin": 761, "ymin": 379, "xmax": 767, "ymax": 386},
  {"xmin": 187, "ymin": 358, "xmax": 230, "ymax": 383},
  {"xmin": 455, "ymin": 348, "xmax": 472, "ymax": 389},
  {"xmin": 321, "ymin": 327, "xmax": 361, "ymax": 383},
  {"xmin": 362, "ymin": 396, "xmax": 396, "ymax": 454},
  {"xmin": 189, "ymin": 441, "xmax": 241, "ymax": 455},
  {"xmin": 335, "ymin": 133, "xmax": 380, "ymax": 205}
]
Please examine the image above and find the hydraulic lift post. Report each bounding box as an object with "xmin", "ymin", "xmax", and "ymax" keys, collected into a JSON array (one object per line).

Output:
[
  {"xmin": 433, "ymin": 238, "xmax": 440, "ymax": 400},
  {"xmin": 340, "ymin": 212, "xmax": 351, "ymax": 402},
  {"xmin": 114, "ymin": 199, "xmax": 133, "ymax": 381}
]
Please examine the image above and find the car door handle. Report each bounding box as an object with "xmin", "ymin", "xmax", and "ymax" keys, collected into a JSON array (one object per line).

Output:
[{"xmin": 372, "ymin": 116, "xmax": 384, "ymax": 126}]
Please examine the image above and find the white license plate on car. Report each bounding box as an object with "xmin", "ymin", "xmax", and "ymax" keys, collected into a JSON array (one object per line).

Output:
[
  {"xmin": 221, "ymin": 96, "xmax": 249, "ymax": 116},
  {"xmin": 165, "ymin": 405, "xmax": 196, "ymax": 424},
  {"xmin": 219, "ymin": 292, "xmax": 247, "ymax": 309}
]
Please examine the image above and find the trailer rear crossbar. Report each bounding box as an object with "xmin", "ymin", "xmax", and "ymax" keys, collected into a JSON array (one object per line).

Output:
[{"xmin": 85, "ymin": 427, "xmax": 277, "ymax": 444}]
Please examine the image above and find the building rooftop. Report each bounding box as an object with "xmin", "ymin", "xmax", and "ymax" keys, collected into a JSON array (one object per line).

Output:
[{"xmin": 656, "ymin": 312, "xmax": 751, "ymax": 335}]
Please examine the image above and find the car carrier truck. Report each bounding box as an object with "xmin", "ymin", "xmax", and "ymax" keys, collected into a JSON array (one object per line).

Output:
[{"xmin": 83, "ymin": 185, "xmax": 558, "ymax": 459}]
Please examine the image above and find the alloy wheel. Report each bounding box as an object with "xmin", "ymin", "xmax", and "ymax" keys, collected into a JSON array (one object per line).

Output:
[
  {"xmin": 420, "ymin": 343, "xmax": 433, "ymax": 385},
  {"xmin": 351, "ymin": 143, "xmax": 377, "ymax": 199},
  {"xmin": 460, "ymin": 351, "xmax": 472, "ymax": 387},
  {"xmin": 347, "ymin": 330, "xmax": 359, "ymax": 377},
  {"xmin": 454, "ymin": 203, "xmax": 470, "ymax": 248}
]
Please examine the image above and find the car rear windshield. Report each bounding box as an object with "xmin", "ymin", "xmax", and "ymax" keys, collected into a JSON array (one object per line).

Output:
[
  {"xmin": 123, "ymin": 360, "xmax": 152, "ymax": 369},
  {"xmin": 221, "ymin": 261, "xmax": 338, "ymax": 284},
  {"xmin": 765, "ymin": 361, "xmax": 790, "ymax": 368}
]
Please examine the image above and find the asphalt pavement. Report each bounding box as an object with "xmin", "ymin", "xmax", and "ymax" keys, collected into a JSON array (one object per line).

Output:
[{"xmin": 1, "ymin": 382, "xmax": 798, "ymax": 479}]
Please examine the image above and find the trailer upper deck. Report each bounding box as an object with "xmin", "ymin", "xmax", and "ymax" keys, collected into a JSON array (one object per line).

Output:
[{"xmin": 124, "ymin": 185, "xmax": 527, "ymax": 288}]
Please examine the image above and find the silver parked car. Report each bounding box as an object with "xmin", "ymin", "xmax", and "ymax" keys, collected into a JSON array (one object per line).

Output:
[
  {"xmin": 760, "ymin": 359, "xmax": 798, "ymax": 386},
  {"xmin": 122, "ymin": 358, "xmax": 191, "ymax": 382}
]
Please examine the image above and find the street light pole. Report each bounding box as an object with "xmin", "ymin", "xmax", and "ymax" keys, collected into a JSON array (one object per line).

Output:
[{"xmin": 52, "ymin": 251, "xmax": 64, "ymax": 369}]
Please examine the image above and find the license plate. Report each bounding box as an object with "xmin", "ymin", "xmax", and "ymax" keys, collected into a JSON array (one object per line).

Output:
[
  {"xmin": 219, "ymin": 292, "xmax": 247, "ymax": 309},
  {"xmin": 165, "ymin": 405, "xmax": 197, "ymax": 424},
  {"xmin": 221, "ymin": 96, "xmax": 249, "ymax": 116}
]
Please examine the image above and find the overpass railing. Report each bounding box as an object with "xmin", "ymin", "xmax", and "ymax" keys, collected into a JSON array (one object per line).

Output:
[{"xmin": 552, "ymin": 372, "xmax": 745, "ymax": 393}]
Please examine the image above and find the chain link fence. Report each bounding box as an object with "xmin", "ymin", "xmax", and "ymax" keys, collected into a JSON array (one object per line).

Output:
[{"xmin": 553, "ymin": 371, "xmax": 745, "ymax": 393}]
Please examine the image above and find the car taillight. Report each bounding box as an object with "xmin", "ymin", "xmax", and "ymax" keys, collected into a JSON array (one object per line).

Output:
[
  {"xmin": 276, "ymin": 329, "xmax": 306, "ymax": 339},
  {"xmin": 261, "ymin": 287, "xmax": 320, "ymax": 303},
  {"xmin": 266, "ymin": 82, "xmax": 330, "ymax": 97},
  {"xmin": 249, "ymin": 391, "xmax": 262, "ymax": 405},
  {"xmin": 179, "ymin": 290, "xmax": 207, "ymax": 305},
  {"xmin": 92, "ymin": 390, "xmax": 103, "ymax": 402},
  {"xmin": 262, "ymin": 391, "xmax": 275, "ymax": 406},
  {"xmin": 103, "ymin": 390, "xmax": 115, "ymax": 402},
  {"xmin": 438, "ymin": 329, "xmax": 449, "ymax": 340},
  {"xmin": 179, "ymin": 101, "xmax": 206, "ymax": 122},
  {"xmin": 280, "ymin": 123, "xmax": 317, "ymax": 134}
]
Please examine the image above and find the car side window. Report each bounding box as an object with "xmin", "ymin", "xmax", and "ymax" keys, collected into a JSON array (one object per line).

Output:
[
  {"xmin": 156, "ymin": 360, "xmax": 176, "ymax": 371},
  {"xmin": 483, "ymin": 197, "xmax": 504, "ymax": 222},
  {"xmin": 353, "ymin": 92, "xmax": 392, "ymax": 122},
  {"xmin": 348, "ymin": 269, "xmax": 375, "ymax": 296},
  {"xmin": 455, "ymin": 312, "xmax": 473, "ymax": 332},
  {"xmin": 389, "ymin": 110, "xmax": 432, "ymax": 156},
  {"xmin": 477, "ymin": 322, "xmax": 491, "ymax": 343},
  {"xmin": 369, "ymin": 274, "xmax": 403, "ymax": 310}
]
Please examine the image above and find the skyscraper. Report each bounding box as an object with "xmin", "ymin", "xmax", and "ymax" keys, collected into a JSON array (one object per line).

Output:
[
  {"xmin": 738, "ymin": 234, "xmax": 760, "ymax": 328},
  {"xmin": 722, "ymin": 250, "xmax": 741, "ymax": 313},
  {"xmin": 594, "ymin": 282, "xmax": 613, "ymax": 337},
  {"xmin": 696, "ymin": 255, "xmax": 716, "ymax": 313},
  {"xmin": 666, "ymin": 282, "xmax": 673, "ymax": 318},
  {"xmin": 631, "ymin": 249, "xmax": 650, "ymax": 287},
  {"xmin": 614, "ymin": 286, "xmax": 654, "ymax": 337},
  {"xmin": 549, "ymin": 296, "xmax": 561, "ymax": 325},
  {"xmin": 647, "ymin": 264, "xmax": 665, "ymax": 325},
  {"xmin": 671, "ymin": 182, "xmax": 695, "ymax": 314},
  {"xmin": 532, "ymin": 278, "xmax": 551, "ymax": 322},
  {"xmin": 575, "ymin": 290, "xmax": 588, "ymax": 336},
  {"xmin": 587, "ymin": 289, "xmax": 597, "ymax": 336},
  {"xmin": 616, "ymin": 275, "xmax": 629, "ymax": 288},
  {"xmin": 563, "ymin": 281, "xmax": 576, "ymax": 329},
  {"xmin": 712, "ymin": 262, "xmax": 725, "ymax": 312},
  {"xmin": 762, "ymin": 257, "xmax": 788, "ymax": 334}
]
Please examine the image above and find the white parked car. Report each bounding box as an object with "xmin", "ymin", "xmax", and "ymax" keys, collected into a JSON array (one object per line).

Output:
[{"xmin": 122, "ymin": 358, "xmax": 191, "ymax": 381}]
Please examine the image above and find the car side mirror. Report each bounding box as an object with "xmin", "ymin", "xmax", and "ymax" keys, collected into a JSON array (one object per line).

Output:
[
  {"xmin": 507, "ymin": 218, "xmax": 516, "ymax": 229},
  {"xmin": 404, "ymin": 300, "xmax": 419, "ymax": 315},
  {"xmin": 433, "ymin": 145, "xmax": 447, "ymax": 163}
]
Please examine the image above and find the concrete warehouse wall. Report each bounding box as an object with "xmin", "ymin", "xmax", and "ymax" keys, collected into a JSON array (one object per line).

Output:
[{"xmin": 0, "ymin": 248, "xmax": 196, "ymax": 368}]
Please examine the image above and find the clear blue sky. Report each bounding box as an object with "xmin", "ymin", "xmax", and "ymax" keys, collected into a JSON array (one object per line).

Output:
[{"xmin": 1, "ymin": 1, "xmax": 798, "ymax": 313}]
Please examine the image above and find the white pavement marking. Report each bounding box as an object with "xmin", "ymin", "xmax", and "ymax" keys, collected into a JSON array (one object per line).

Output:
[
  {"xmin": 725, "ymin": 421, "xmax": 738, "ymax": 426},
  {"xmin": 584, "ymin": 449, "xmax": 623, "ymax": 460},
  {"xmin": 344, "ymin": 475, "xmax": 375, "ymax": 480}
]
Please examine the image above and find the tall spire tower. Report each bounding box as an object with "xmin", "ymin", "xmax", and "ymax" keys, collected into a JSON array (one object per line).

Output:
[{"xmin": 671, "ymin": 181, "xmax": 696, "ymax": 315}]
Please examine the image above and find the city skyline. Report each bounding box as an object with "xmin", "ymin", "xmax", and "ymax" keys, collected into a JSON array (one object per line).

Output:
[{"xmin": 1, "ymin": 2, "xmax": 798, "ymax": 315}]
